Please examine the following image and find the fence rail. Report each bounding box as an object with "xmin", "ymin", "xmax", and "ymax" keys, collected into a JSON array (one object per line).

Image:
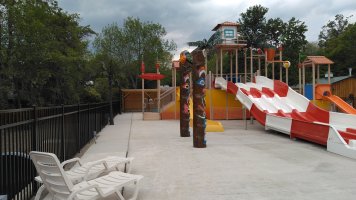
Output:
[{"xmin": 0, "ymin": 100, "xmax": 121, "ymax": 200}]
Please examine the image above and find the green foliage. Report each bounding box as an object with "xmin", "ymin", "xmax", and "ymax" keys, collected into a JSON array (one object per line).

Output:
[
  {"xmin": 0, "ymin": 0, "xmax": 95, "ymax": 108},
  {"xmin": 303, "ymin": 42, "xmax": 320, "ymax": 56},
  {"xmin": 237, "ymin": 5, "xmax": 307, "ymax": 85},
  {"xmin": 265, "ymin": 18, "xmax": 285, "ymax": 47},
  {"xmin": 187, "ymin": 31, "xmax": 223, "ymax": 68},
  {"xmin": 94, "ymin": 78, "xmax": 110, "ymax": 101},
  {"xmin": 318, "ymin": 14, "xmax": 351, "ymax": 48},
  {"xmin": 239, "ymin": 5, "xmax": 269, "ymax": 47},
  {"xmin": 317, "ymin": 14, "xmax": 356, "ymax": 77},
  {"xmin": 322, "ymin": 23, "xmax": 356, "ymax": 76},
  {"xmin": 93, "ymin": 17, "xmax": 176, "ymax": 89},
  {"xmin": 82, "ymin": 87, "xmax": 102, "ymax": 103},
  {"xmin": 281, "ymin": 18, "xmax": 308, "ymax": 85},
  {"xmin": 0, "ymin": 2, "xmax": 177, "ymax": 109}
]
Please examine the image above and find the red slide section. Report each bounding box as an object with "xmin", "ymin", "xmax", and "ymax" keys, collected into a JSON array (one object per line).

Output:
[
  {"xmin": 251, "ymin": 79, "xmax": 356, "ymax": 146},
  {"xmin": 272, "ymin": 80, "xmax": 356, "ymax": 145},
  {"xmin": 215, "ymin": 77, "xmax": 356, "ymax": 149},
  {"xmin": 324, "ymin": 95, "xmax": 356, "ymax": 114}
]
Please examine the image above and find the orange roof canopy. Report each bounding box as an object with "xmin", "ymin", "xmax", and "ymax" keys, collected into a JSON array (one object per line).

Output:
[{"xmin": 302, "ymin": 56, "xmax": 334, "ymax": 67}]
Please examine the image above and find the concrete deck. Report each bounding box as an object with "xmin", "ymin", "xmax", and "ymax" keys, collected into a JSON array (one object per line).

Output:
[{"xmin": 81, "ymin": 113, "xmax": 356, "ymax": 200}]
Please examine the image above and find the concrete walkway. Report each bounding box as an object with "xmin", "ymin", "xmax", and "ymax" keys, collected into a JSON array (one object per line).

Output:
[{"xmin": 82, "ymin": 113, "xmax": 356, "ymax": 200}]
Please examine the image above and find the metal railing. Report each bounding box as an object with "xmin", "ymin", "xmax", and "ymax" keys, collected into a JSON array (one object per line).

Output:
[
  {"xmin": 212, "ymin": 73, "xmax": 254, "ymax": 83},
  {"xmin": 216, "ymin": 38, "xmax": 248, "ymax": 46},
  {"xmin": 160, "ymin": 87, "xmax": 175, "ymax": 111},
  {"xmin": 0, "ymin": 100, "xmax": 121, "ymax": 200}
]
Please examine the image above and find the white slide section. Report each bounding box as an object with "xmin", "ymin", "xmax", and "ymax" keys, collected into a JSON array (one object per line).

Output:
[{"xmin": 215, "ymin": 76, "xmax": 356, "ymax": 160}]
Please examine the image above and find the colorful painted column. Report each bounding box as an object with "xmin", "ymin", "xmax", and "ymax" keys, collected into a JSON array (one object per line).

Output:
[
  {"xmin": 192, "ymin": 50, "xmax": 206, "ymax": 148},
  {"xmin": 179, "ymin": 50, "xmax": 192, "ymax": 137}
]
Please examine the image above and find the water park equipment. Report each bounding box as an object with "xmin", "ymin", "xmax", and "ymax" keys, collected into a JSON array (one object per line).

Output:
[
  {"xmin": 166, "ymin": 88, "xmax": 224, "ymax": 132},
  {"xmin": 171, "ymin": 20, "xmax": 356, "ymax": 156},
  {"xmin": 299, "ymin": 56, "xmax": 356, "ymax": 114},
  {"xmin": 215, "ymin": 76, "xmax": 356, "ymax": 159},
  {"xmin": 315, "ymin": 84, "xmax": 356, "ymax": 114},
  {"xmin": 213, "ymin": 21, "xmax": 247, "ymax": 82},
  {"xmin": 162, "ymin": 22, "xmax": 249, "ymax": 121},
  {"xmin": 209, "ymin": 21, "xmax": 356, "ymax": 157},
  {"xmin": 264, "ymin": 47, "xmax": 290, "ymax": 84},
  {"xmin": 139, "ymin": 61, "xmax": 165, "ymax": 120},
  {"xmin": 160, "ymin": 83, "xmax": 245, "ymax": 120}
]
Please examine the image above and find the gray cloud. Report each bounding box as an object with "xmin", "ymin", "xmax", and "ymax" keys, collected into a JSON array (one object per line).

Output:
[{"xmin": 58, "ymin": 0, "xmax": 356, "ymax": 59}]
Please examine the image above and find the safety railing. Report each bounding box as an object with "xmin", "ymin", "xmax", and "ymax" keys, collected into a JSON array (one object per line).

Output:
[{"xmin": 0, "ymin": 100, "xmax": 121, "ymax": 200}]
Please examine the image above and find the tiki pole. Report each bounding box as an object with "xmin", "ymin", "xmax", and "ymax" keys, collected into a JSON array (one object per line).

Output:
[
  {"xmin": 192, "ymin": 50, "xmax": 207, "ymax": 148},
  {"xmin": 179, "ymin": 50, "xmax": 192, "ymax": 137}
]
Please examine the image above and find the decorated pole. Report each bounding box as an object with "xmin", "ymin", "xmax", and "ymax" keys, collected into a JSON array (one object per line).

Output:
[
  {"xmin": 179, "ymin": 51, "xmax": 192, "ymax": 137},
  {"xmin": 192, "ymin": 50, "xmax": 206, "ymax": 148}
]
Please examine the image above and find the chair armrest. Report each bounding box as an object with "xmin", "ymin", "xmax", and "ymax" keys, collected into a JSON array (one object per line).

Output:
[
  {"xmin": 83, "ymin": 160, "xmax": 110, "ymax": 180},
  {"xmin": 61, "ymin": 157, "xmax": 82, "ymax": 168},
  {"xmin": 68, "ymin": 184, "xmax": 103, "ymax": 200}
]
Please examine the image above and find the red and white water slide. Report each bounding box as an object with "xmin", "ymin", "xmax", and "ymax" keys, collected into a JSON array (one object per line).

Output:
[{"xmin": 215, "ymin": 76, "xmax": 356, "ymax": 159}]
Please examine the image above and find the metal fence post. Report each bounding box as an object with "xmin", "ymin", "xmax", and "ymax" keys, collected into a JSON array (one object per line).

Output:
[
  {"xmin": 88, "ymin": 103, "xmax": 90, "ymax": 140},
  {"xmin": 61, "ymin": 104, "xmax": 65, "ymax": 161},
  {"xmin": 32, "ymin": 105, "xmax": 37, "ymax": 151},
  {"xmin": 77, "ymin": 103, "xmax": 81, "ymax": 152},
  {"xmin": 32, "ymin": 106, "xmax": 39, "ymax": 199},
  {"xmin": 94, "ymin": 103, "xmax": 97, "ymax": 133}
]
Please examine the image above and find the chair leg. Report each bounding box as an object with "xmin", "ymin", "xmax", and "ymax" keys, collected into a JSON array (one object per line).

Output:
[
  {"xmin": 34, "ymin": 185, "xmax": 46, "ymax": 200},
  {"xmin": 115, "ymin": 190, "xmax": 126, "ymax": 200},
  {"xmin": 128, "ymin": 180, "xmax": 140, "ymax": 200}
]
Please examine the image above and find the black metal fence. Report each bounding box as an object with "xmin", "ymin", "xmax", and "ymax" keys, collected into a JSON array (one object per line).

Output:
[{"xmin": 0, "ymin": 100, "xmax": 121, "ymax": 200}]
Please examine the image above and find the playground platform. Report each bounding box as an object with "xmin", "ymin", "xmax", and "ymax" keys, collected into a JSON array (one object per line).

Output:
[{"xmin": 80, "ymin": 113, "xmax": 356, "ymax": 200}]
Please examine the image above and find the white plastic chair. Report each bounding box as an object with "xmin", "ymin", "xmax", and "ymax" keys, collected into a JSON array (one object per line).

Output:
[
  {"xmin": 30, "ymin": 151, "xmax": 143, "ymax": 200},
  {"xmin": 34, "ymin": 155, "xmax": 134, "ymax": 185}
]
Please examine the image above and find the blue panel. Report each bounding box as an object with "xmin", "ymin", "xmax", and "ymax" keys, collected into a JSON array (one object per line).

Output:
[
  {"xmin": 224, "ymin": 29, "xmax": 234, "ymax": 38},
  {"xmin": 304, "ymin": 84, "xmax": 313, "ymax": 100}
]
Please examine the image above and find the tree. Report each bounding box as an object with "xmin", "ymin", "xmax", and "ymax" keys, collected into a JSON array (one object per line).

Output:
[
  {"xmin": 93, "ymin": 17, "xmax": 176, "ymax": 123},
  {"xmin": 0, "ymin": 0, "xmax": 94, "ymax": 108},
  {"xmin": 322, "ymin": 23, "xmax": 356, "ymax": 76},
  {"xmin": 265, "ymin": 18, "xmax": 285, "ymax": 47},
  {"xmin": 317, "ymin": 14, "xmax": 356, "ymax": 76},
  {"xmin": 188, "ymin": 31, "xmax": 221, "ymax": 66},
  {"xmin": 304, "ymin": 42, "xmax": 320, "ymax": 56},
  {"xmin": 237, "ymin": 5, "xmax": 308, "ymax": 85},
  {"xmin": 94, "ymin": 17, "xmax": 176, "ymax": 89},
  {"xmin": 281, "ymin": 17, "xmax": 308, "ymax": 85},
  {"xmin": 238, "ymin": 5, "xmax": 268, "ymax": 47},
  {"xmin": 318, "ymin": 14, "xmax": 352, "ymax": 48}
]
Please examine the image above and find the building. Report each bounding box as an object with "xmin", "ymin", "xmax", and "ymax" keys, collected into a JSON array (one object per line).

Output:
[
  {"xmin": 212, "ymin": 21, "xmax": 247, "ymax": 79},
  {"xmin": 318, "ymin": 75, "xmax": 356, "ymax": 107}
]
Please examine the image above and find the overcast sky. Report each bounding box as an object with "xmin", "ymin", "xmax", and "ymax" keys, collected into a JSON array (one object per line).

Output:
[{"xmin": 57, "ymin": 0, "xmax": 356, "ymax": 59}]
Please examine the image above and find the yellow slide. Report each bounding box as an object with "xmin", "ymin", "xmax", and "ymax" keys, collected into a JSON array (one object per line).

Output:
[
  {"xmin": 163, "ymin": 87, "xmax": 224, "ymax": 132},
  {"xmin": 188, "ymin": 98, "xmax": 224, "ymax": 132}
]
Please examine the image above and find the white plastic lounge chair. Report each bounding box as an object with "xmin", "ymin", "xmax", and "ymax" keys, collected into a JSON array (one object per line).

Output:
[
  {"xmin": 30, "ymin": 151, "xmax": 143, "ymax": 200},
  {"xmin": 34, "ymin": 154, "xmax": 134, "ymax": 185}
]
